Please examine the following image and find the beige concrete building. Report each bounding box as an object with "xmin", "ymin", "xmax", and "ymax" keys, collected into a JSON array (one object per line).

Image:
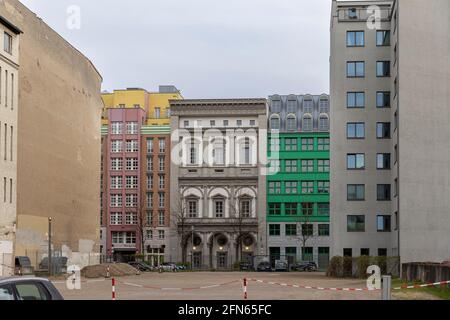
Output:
[
  {"xmin": 330, "ymin": 0, "xmax": 450, "ymax": 265},
  {"xmin": 0, "ymin": 0, "xmax": 103, "ymax": 270},
  {"xmin": 0, "ymin": 15, "xmax": 20, "ymax": 276}
]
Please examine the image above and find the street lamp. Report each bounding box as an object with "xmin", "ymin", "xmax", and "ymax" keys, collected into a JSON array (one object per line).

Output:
[{"xmin": 48, "ymin": 217, "xmax": 52, "ymax": 277}]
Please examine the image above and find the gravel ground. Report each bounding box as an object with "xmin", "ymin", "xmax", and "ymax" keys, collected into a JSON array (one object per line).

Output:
[{"xmin": 53, "ymin": 272, "xmax": 385, "ymax": 300}]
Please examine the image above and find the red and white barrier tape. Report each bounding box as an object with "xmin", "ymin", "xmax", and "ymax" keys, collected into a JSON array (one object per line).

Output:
[
  {"xmin": 248, "ymin": 278, "xmax": 378, "ymax": 292},
  {"xmin": 393, "ymin": 280, "xmax": 450, "ymax": 290},
  {"xmin": 116, "ymin": 279, "xmax": 240, "ymax": 291}
]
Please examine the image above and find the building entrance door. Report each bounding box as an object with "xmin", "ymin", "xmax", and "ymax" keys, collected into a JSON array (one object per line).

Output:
[
  {"xmin": 193, "ymin": 252, "xmax": 202, "ymax": 269},
  {"xmin": 217, "ymin": 252, "xmax": 228, "ymax": 269}
]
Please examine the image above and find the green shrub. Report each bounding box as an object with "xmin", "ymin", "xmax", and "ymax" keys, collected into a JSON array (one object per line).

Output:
[{"xmin": 327, "ymin": 256, "xmax": 343, "ymax": 277}]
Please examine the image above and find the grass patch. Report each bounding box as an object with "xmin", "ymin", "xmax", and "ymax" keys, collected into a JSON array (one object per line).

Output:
[{"xmin": 392, "ymin": 278, "xmax": 450, "ymax": 300}]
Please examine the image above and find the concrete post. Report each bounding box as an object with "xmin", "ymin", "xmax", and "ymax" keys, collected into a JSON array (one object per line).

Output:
[{"xmin": 382, "ymin": 275, "xmax": 392, "ymax": 300}]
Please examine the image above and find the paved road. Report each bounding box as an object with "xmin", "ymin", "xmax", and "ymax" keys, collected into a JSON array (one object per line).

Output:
[{"xmin": 53, "ymin": 272, "xmax": 381, "ymax": 300}]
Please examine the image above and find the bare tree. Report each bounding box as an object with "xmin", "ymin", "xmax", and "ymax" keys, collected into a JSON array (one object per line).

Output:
[
  {"xmin": 137, "ymin": 191, "xmax": 150, "ymax": 259},
  {"xmin": 170, "ymin": 189, "xmax": 189, "ymax": 264},
  {"xmin": 296, "ymin": 213, "xmax": 317, "ymax": 263}
]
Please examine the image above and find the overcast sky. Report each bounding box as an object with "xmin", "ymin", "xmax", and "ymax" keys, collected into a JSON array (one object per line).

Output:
[{"xmin": 20, "ymin": 0, "xmax": 332, "ymax": 98}]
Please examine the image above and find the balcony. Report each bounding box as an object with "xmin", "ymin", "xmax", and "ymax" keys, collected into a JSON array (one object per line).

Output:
[{"xmin": 337, "ymin": 7, "xmax": 392, "ymax": 22}]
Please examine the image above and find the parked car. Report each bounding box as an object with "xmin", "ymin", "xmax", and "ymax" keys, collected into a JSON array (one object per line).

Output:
[
  {"xmin": 0, "ymin": 277, "xmax": 64, "ymax": 300},
  {"xmin": 128, "ymin": 261, "xmax": 153, "ymax": 272},
  {"xmin": 291, "ymin": 261, "xmax": 318, "ymax": 272},
  {"xmin": 160, "ymin": 262, "xmax": 177, "ymax": 272},
  {"xmin": 239, "ymin": 262, "xmax": 253, "ymax": 271},
  {"xmin": 14, "ymin": 257, "xmax": 34, "ymax": 276},
  {"xmin": 274, "ymin": 260, "xmax": 288, "ymax": 272},
  {"xmin": 256, "ymin": 261, "xmax": 273, "ymax": 272}
]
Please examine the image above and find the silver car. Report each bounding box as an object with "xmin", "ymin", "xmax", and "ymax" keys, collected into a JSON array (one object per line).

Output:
[{"xmin": 0, "ymin": 277, "xmax": 64, "ymax": 300}]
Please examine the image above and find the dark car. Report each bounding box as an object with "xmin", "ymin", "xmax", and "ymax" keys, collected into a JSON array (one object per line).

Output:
[
  {"xmin": 239, "ymin": 262, "xmax": 253, "ymax": 271},
  {"xmin": 274, "ymin": 260, "xmax": 289, "ymax": 272},
  {"xmin": 256, "ymin": 261, "xmax": 273, "ymax": 272},
  {"xmin": 128, "ymin": 261, "xmax": 153, "ymax": 272},
  {"xmin": 291, "ymin": 261, "xmax": 318, "ymax": 272},
  {"xmin": 0, "ymin": 277, "xmax": 64, "ymax": 300}
]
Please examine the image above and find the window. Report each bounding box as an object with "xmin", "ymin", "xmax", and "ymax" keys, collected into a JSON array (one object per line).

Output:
[
  {"xmin": 271, "ymin": 100, "xmax": 281, "ymax": 112},
  {"xmin": 377, "ymin": 122, "xmax": 391, "ymax": 139},
  {"xmin": 378, "ymin": 248, "xmax": 387, "ymax": 257},
  {"xmin": 111, "ymin": 158, "xmax": 123, "ymax": 171},
  {"xmin": 158, "ymin": 230, "xmax": 165, "ymax": 240},
  {"xmin": 146, "ymin": 229, "xmax": 153, "ymax": 240},
  {"xmin": 285, "ymin": 203, "xmax": 298, "ymax": 216},
  {"xmin": 302, "ymin": 224, "xmax": 314, "ymax": 236},
  {"xmin": 110, "ymin": 194, "xmax": 122, "ymax": 207},
  {"xmin": 125, "ymin": 212, "xmax": 138, "ymax": 225},
  {"xmin": 318, "ymin": 181, "xmax": 330, "ymax": 194},
  {"xmin": 394, "ymin": 212, "xmax": 399, "ymax": 231},
  {"xmin": 285, "ymin": 224, "xmax": 297, "ymax": 236},
  {"xmin": 377, "ymin": 61, "xmax": 391, "ymax": 77},
  {"xmin": 301, "ymin": 203, "xmax": 314, "ymax": 216},
  {"xmin": 377, "ymin": 184, "xmax": 391, "ymax": 201},
  {"xmin": 285, "ymin": 160, "xmax": 298, "ymax": 173},
  {"xmin": 110, "ymin": 212, "xmax": 122, "ymax": 225},
  {"xmin": 250, "ymin": 120, "xmax": 256, "ymax": 126},
  {"xmin": 154, "ymin": 107, "xmax": 161, "ymax": 119},
  {"xmin": 285, "ymin": 181, "xmax": 298, "ymax": 194},
  {"xmin": 347, "ymin": 123, "xmax": 365, "ymax": 139},
  {"xmin": 158, "ymin": 193, "xmax": 165, "ymax": 208},
  {"xmin": 301, "ymin": 181, "xmax": 314, "ymax": 194},
  {"xmin": 126, "ymin": 122, "xmax": 138, "ymax": 134},
  {"xmin": 187, "ymin": 199, "xmax": 198, "ymax": 218},
  {"xmin": 318, "ymin": 160, "xmax": 329, "ymax": 173},
  {"xmin": 189, "ymin": 140, "xmax": 198, "ymax": 165},
  {"xmin": 347, "ymin": 92, "xmax": 365, "ymax": 108},
  {"xmin": 147, "ymin": 157, "xmax": 153, "ymax": 171},
  {"xmin": 159, "ymin": 139, "xmax": 166, "ymax": 153},
  {"xmin": 4, "ymin": 32, "xmax": 12, "ymax": 54},
  {"xmin": 376, "ymin": 30, "xmax": 390, "ymax": 46},
  {"xmin": 237, "ymin": 120, "xmax": 243, "ymax": 127},
  {"xmin": 377, "ymin": 92, "xmax": 391, "ymax": 108},
  {"xmin": 15, "ymin": 283, "xmax": 50, "ymax": 301},
  {"xmin": 347, "ymin": 154, "xmax": 365, "ymax": 170},
  {"xmin": 303, "ymin": 99, "xmax": 313, "ymax": 114},
  {"xmin": 270, "ymin": 116, "xmax": 280, "ymax": 130},
  {"xmin": 348, "ymin": 8, "xmax": 357, "ymax": 19},
  {"xmin": 111, "ymin": 140, "xmax": 123, "ymax": 153},
  {"xmin": 110, "ymin": 176, "xmax": 123, "ymax": 189},
  {"xmin": 319, "ymin": 99, "xmax": 329, "ymax": 113},
  {"xmin": 212, "ymin": 140, "xmax": 225, "ymax": 165},
  {"xmin": 125, "ymin": 176, "xmax": 138, "ymax": 189},
  {"xmin": 268, "ymin": 203, "xmax": 281, "ymax": 215},
  {"xmin": 270, "ymin": 138, "xmax": 280, "ymax": 152},
  {"xmin": 125, "ymin": 194, "xmax": 138, "ymax": 207},
  {"xmin": 268, "ymin": 160, "xmax": 280, "ymax": 174},
  {"xmin": 111, "ymin": 122, "xmax": 123, "ymax": 134},
  {"xmin": 126, "ymin": 140, "xmax": 138, "ymax": 152},
  {"xmin": 301, "ymin": 138, "xmax": 314, "ymax": 151},
  {"xmin": 301, "ymin": 160, "xmax": 314, "ymax": 173},
  {"xmin": 126, "ymin": 158, "xmax": 138, "ymax": 171},
  {"xmin": 268, "ymin": 181, "xmax": 281, "ymax": 194},
  {"xmin": 240, "ymin": 199, "xmax": 251, "ymax": 218},
  {"xmin": 318, "ymin": 224, "xmax": 330, "ymax": 236},
  {"xmin": 302, "ymin": 115, "xmax": 313, "ymax": 131},
  {"xmin": 319, "ymin": 115, "xmax": 329, "ymax": 131},
  {"xmin": 147, "ymin": 192, "xmax": 153, "ymax": 208},
  {"xmin": 269, "ymin": 224, "xmax": 281, "ymax": 236},
  {"xmin": 286, "ymin": 115, "xmax": 297, "ymax": 131},
  {"xmin": 318, "ymin": 203, "xmax": 330, "ymax": 216},
  {"xmin": 158, "ymin": 211, "xmax": 165, "ymax": 225},
  {"xmin": 210, "ymin": 120, "xmax": 215, "ymax": 127},
  {"xmin": 377, "ymin": 215, "xmax": 391, "ymax": 232},
  {"xmin": 223, "ymin": 120, "xmax": 229, "ymax": 127},
  {"xmin": 347, "ymin": 61, "xmax": 365, "ymax": 77},
  {"xmin": 214, "ymin": 198, "xmax": 225, "ymax": 218},
  {"xmin": 318, "ymin": 138, "xmax": 330, "ymax": 151},
  {"xmin": 285, "ymin": 138, "xmax": 298, "ymax": 151},
  {"xmin": 347, "ymin": 215, "xmax": 365, "ymax": 232},
  {"xmin": 347, "ymin": 31, "xmax": 364, "ymax": 47},
  {"xmin": 287, "ymin": 100, "xmax": 297, "ymax": 113},
  {"xmin": 184, "ymin": 120, "xmax": 189, "ymax": 127},
  {"xmin": 347, "ymin": 185, "xmax": 365, "ymax": 201},
  {"xmin": 377, "ymin": 154, "xmax": 391, "ymax": 170},
  {"xmin": 159, "ymin": 156, "xmax": 165, "ymax": 171},
  {"xmin": 147, "ymin": 138, "xmax": 154, "ymax": 153},
  {"xmin": 158, "ymin": 175, "xmax": 165, "ymax": 189}
]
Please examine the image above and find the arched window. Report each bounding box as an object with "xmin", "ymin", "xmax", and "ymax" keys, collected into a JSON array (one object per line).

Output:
[
  {"xmin": 319, "ymin": 114, "xmax": 329, "ymax": 131},
  {"xmin": 302, "ymin": 114, "xmax": 313, "ymax": 131},
  {"xmin": 286, "ymin": 114, "xmax": 297, "ymax": 131},
  {"xmin": 303, "ymin": 98, "xmax": 313, "ymax": 114},
  {"xmin": 319, "ymin": 98, "xmax": 329, "ymax": 113},
  {"xmin": 287, "ymin": 99, "xmax": 297, "ymax": 113},
  {"xmin": 270, "ymin": 115, "xmax": 280, "ymax": 130},
  {"xmin": 271, "ymin": 99, "xmax": 282, "ymax": 113},
  {"xmin": 212, "ymin": 139, "xmax": 226, "ymax": 166}
]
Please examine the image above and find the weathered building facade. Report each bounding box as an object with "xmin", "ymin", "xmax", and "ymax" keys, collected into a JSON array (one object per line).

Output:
[
  {"xmin": 169, "ymin": 99, "xmax": 268, "ymax": 269},
  {"xmin": 0, "ymin": 0, "xmax": 103, "ymax": 269}
]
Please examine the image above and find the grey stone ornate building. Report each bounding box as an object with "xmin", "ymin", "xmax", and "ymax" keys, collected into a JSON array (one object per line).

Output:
[{"xmin": 169, "ymin": 99, "xmax": 267, "ymax": 269}]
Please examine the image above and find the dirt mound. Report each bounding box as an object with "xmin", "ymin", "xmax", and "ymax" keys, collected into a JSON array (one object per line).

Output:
[{"xmin": 81, "ymin": 263, "xmax": 139, "ymax": 278}]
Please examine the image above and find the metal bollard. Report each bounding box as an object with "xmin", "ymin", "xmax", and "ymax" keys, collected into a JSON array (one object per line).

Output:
[
  {"xmin": 243, "ymin": 278, "xmax": 248, "ymax": 300},
  {"xmin": 381, "ymin": 275, "xmax": 392, "ymax": 300}
]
